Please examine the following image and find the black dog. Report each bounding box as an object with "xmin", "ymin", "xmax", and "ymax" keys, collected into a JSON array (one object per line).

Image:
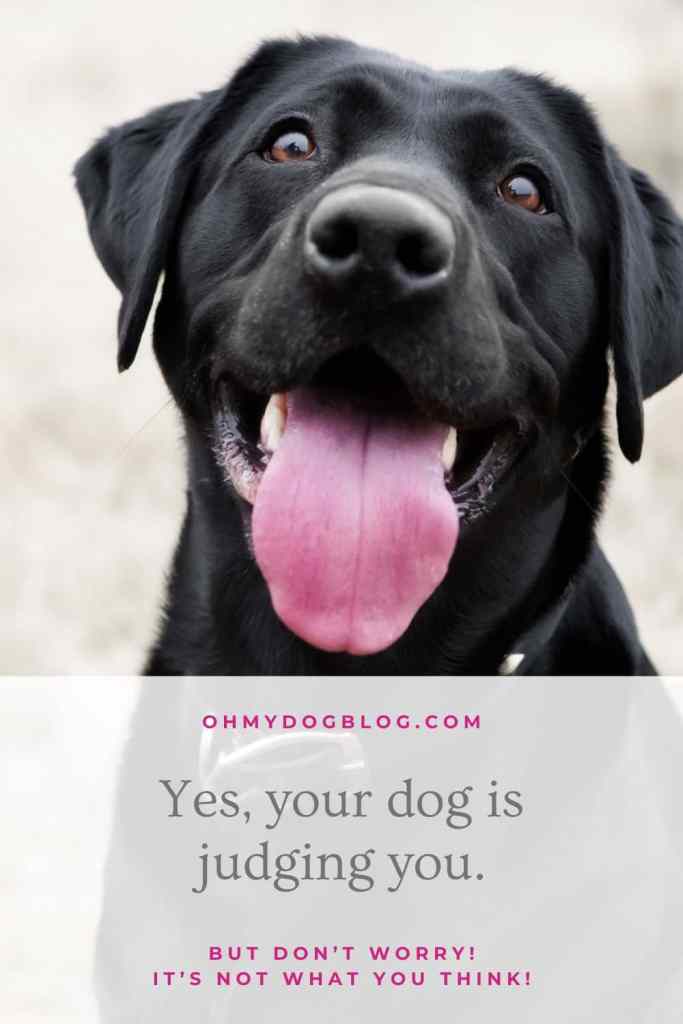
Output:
[{"xmin": 75, "ymin": 37, "xmax": 683, "ymax": 675}]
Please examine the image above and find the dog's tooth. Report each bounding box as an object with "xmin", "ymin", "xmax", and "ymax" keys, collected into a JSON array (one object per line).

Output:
[
  {"xmin": 441, "ymin": 427, "xmax": 458, "ymax": 473},
  {"xmin": 271, "ymin": 392, "xmax": 287, "ymax": 414},
  {"xmin": 260, "ymin": 393, "xmax": 287, "ymax": 452}
]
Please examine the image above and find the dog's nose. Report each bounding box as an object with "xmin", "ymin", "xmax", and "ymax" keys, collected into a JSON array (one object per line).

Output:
[{"xmin": 305, "ymin": 184, "xmax": 455, "ymax": 296}]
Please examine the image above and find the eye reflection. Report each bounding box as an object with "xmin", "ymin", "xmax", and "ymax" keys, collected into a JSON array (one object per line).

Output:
[
  {"xmin": 498, "ymin": 174, "xmax": 547, "ymax": 214},
  {"xmin": 265, "ymin": 130, "xmax": 316, "ymax": 163}
]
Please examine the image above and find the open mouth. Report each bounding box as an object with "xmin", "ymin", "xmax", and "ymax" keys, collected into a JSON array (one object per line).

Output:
[
  {"xmin": 212, "ymin": 351, "xmax": 525, "ymax": 516},
  {"xmin": 211, "ymin": 349, "xmax": 528, "ymax": 655}
]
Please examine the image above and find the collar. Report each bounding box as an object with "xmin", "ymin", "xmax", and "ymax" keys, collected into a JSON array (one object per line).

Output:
[{"xmin": 498, "ymin": 583, "xmax": 574, "ymax": 675}]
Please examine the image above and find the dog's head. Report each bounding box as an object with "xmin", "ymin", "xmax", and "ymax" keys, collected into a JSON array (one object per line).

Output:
[{"xmin": 75, "ymin": 37, "xmax": 683, "ymax": 657}]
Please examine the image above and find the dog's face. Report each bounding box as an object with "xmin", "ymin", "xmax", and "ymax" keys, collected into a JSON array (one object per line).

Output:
[{"xmin": 76, "ymin": 38, "xmax": 683, "ymax": 659}]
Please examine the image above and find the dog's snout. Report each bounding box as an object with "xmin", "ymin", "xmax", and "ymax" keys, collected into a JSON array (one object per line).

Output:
[{"xmin": 305, "ymin": 185, "xmax": 455, "ymax": 295}]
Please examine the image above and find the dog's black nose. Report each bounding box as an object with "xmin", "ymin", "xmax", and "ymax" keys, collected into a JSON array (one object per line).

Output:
[{"xmin": 305, "ymin": 185, "xmax": 455, "ymax": 296}]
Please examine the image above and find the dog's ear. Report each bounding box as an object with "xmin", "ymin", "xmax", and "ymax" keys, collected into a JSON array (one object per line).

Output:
[
  {"xmin": 606, "ymin": 149, "xmax": 683, "ymax": 462},
  {"xmin": 74, "ymin": 91, "xmax": 224, "ymax": 371}
]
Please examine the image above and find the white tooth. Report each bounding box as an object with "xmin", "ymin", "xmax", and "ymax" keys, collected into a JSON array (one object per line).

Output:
[
  {"xmin": 260, "ymin": 393, "xmax": 288, "ymax": 452},
  {"xmin": 441, "ymin": 427, "xmax": 458, "ymax": 473},
  {"xmin": 272, "ymin": 392, "xmax": 288, "ymax": 414}
]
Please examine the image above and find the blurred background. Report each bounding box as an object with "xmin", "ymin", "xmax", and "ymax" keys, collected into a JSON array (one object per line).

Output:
[{"xmin": 3, "ymin": 0, "xmax": 683, "ymax": 674}]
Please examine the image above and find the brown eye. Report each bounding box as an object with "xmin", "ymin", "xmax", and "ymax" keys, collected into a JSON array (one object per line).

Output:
[
  {"xmin": 498, "ymin": 174, "xmax": 547, "ymax": 214},
  {"xmin": 265, "ymin": 130, "xmax": 316, "ymax": 163}
]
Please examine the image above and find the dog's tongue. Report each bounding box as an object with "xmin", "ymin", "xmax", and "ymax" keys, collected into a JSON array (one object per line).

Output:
[{"xmin": 252, "ymin": 389, "xmax": 459, "ymax": 654}]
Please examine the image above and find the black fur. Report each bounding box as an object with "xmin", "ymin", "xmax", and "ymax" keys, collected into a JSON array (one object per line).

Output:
[{"xmin": 75, "ymin": 37, "xmax": 683, "ymax": 675}]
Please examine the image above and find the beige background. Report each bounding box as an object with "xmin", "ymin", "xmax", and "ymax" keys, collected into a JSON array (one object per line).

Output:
[{"xmin": 3, "ymin": 0, "xmax": 683, "ymax": 674}]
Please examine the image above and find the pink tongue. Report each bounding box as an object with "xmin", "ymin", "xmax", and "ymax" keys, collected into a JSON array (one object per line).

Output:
[{"xmin": 252, "ymin": 389, "xmax": 459, "ymax": 655}]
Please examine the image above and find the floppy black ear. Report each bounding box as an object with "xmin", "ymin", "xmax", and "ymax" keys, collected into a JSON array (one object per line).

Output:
[
  {"xmin": 74, "ymin": 90, "xmax": 224, "ymax": 371},
  {"xmin": 606, "ymin": 149, "xmax": 683, "ymax": 462}
]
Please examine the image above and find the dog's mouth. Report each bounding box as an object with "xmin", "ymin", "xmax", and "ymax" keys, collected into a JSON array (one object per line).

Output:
[
  {"xmin": 212, "ymin": 352, "xmax": 526, "ymax": 513},
  {"xmin": 212, "ymin": 350, "xmax": 528, "ymax": 655}
]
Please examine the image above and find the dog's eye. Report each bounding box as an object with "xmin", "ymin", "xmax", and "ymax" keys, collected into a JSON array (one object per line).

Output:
[
  {"xmin": 265, "ymin": 130, "xmax": 316, "ymax": 163},
  {"xmin": 498, "ymin": 174, "xmax": 547, "ymax": 214}
]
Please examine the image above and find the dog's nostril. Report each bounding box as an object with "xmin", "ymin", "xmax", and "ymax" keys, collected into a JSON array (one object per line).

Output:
[
  {"xmin": 395, "ymin": 231, "xmax": 449, "ymax": 277},
  {"xmin": 306, "ymin": 185, "xmax": 455, "ymax": 291},
  {"xmin": 311, "ymin": 216, "xmax": 358, "ymax": 261}
]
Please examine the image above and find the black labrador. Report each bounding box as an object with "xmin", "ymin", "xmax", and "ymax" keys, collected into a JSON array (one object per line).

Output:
[{"xmin": 75, "ymin": 37, "xmax": 683, "ymax": 675}]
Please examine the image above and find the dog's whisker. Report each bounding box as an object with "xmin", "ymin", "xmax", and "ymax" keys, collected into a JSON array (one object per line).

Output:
[
  {"xmin": 114, "ymin": 398, "xmax": 175, "ymax": 461},
  {"xmin": 558, "ymin": 466, "xmax": 601, "ymax": 518}
]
